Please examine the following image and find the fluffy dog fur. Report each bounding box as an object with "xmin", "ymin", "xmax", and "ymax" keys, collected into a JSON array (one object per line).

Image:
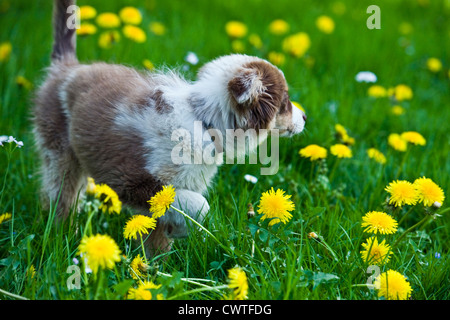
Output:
[{"xmin": 33, "ymin": 0, "xmax": 306, "ymax": 255}]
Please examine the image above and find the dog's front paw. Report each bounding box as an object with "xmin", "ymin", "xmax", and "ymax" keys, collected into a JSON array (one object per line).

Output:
[{"xmin": 158, "ymin": 189, "xmax": 210, "ymax": 239}]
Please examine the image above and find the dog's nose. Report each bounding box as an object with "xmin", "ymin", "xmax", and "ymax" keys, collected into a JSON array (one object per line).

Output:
[{"xmin": 302, "ymin": 113, "xmax": 307, "ymax": 122}]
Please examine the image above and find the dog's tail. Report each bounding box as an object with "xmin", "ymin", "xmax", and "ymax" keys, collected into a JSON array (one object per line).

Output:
[{"xmin": 51, "ymin": 0, "xmax": 78, "ymax": 64}]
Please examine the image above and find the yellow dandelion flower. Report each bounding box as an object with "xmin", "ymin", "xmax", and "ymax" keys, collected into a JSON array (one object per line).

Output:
[
  {"xmin": 361, "ymin": 211, "xmax": 398, "ymax": 234},
  {"xmin": 335, "ymin": 124, "xmax": 355, "ymax": 145},
  {"xmin": 27, "ymin": 265, "xmax": 36, "ymax": 279},
  {"xmin": 316, "ymin": 15, "xmax": 335, "ymax": 34},
  {"xmin": 367, "ymin": 85, "xmax": 387, "ymax": 98},
  {"xmin": 129, "ymin": 254, "xmax": 149, "ymax": 279},
  {"xmin": 228, "ymin": 267, "xmax": 248, "ymax": 300},
  {"xmin": 143, "ymin": 59, "xmax": 154, "ymax": 70},
  {"xmin": 426, "ymin": 57, "xmax": 442, "ymax": 73},
  {"xmin": 0, "ymin": 213, "xmax": 12, "ymax": 225},
  {"xmin": 292, "ymin": 101, "xmax": 305, "ymax": 113},
  {"xmin": 0, "ymin": 42, "xmax": 12, "ymax": 62},
  {"xmin": 248, "ymin": 33, "xmax": 263, "ymax": 49},
  {"xmin": 149, "ymin": 21, "xmax": 166, "ymax": 36},
  {"xmin": 123, "ymin": 25, "xmax": 146, "ymax": 43},
  {"xmin": 282, "ymin": 32, "xmax": 311, "ymax": 58},
  {"xmin": 225, "ymin": 21, "xmax": 248, "ymax": 38},
  {"xmin": 119, "ymin": 7, "xmax": 142, "ymax": 25},
  {"xmin": 127, "ymin": 280, "xmax": 162, "ymax": 300},
  {"xmin": 267, "ymin": 51, "xmax": 285, "ymax": 66},
  {"xmin": 16, "ymin": 76, "xmax": 33, "ymax": 90},
  {"xmin": 367, "ymin": 148, "xmax": 386, "ymax": 164},
  {"xmin": 85, "ymin": 177, "xmax": 97, "ymax": 196},
  {"xmin": 269, "ymin": 19, "xmax": 289, "ymax": 35},
  {"xmin": 374, "ymin": 270, "xmax": 413, "ymax": 300},
  {"xmin": 148, "ymin": 185, "xmax": 176, "ymax": 219},
  {"xmin": 392, "ymin": 84, "xmax": 413, "ymax": 101},
  {"xmin": 76, "ymin": 22, "xmax": 97, "ymax": 36},
  {"xmin": 96, "ymin": 12, "xmax": 121, "ymax": 28},
  {"xmin": 299, "ymin": 144, "xmax": 328, "ymax": 161},
  {"xmin": 400, "ymin": 131, "xmax": 426, "ymax": 146},
  {"xmin": 78, "ymin": 234, "xmax": 121, "ymax": 274},
  {"xmin": 330, "ymin": 143, "xmax": 352, "ymax": 158},
  {"xmin": 335, "ymin": 124, "xmax": 348, "ymax": 138},
  {"xmin": 413, "ymin": 177, "xmax": 445, "ymax": 207},
  {"xmin": 385, "ymin": 180, "xmax": 419, "ymax": 207},
  {"xmin": 360, "ymin": 237, "xmax": 392, "ymax": 265},
  {"xmin": 391, "ymin": 105, "xmax": 405, "ymax": 116},
  {"xmin": 123, "ymin": 215, "xmax": 156, "ymax": 240},
  {"xmin": 79, "ymin": 5, "xmax": 97, "ymax": 20},
  {"xmin": 257, "ymin": 188, "xmax": 295, "ymax": 226},
  {"xmin": 387, "ymin": 133, "xmax": 407, "ymax": 152},
  {"xmin": 95, "ymin": 184, "xmax": 122, "ymax": 214},
  {"xmin": 98, "ymin": 30, "xmax": 121, "ymax": 49}
]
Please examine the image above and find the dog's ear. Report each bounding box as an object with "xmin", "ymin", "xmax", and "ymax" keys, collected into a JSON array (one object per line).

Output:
[{"xmin": 228, "ymin": 68, "xmax": 265, "ymax": 105}]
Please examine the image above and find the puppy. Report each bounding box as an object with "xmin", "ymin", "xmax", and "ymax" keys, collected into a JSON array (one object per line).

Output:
[{"xmin": 33, "ymin": 0, "xmax": 306, "ymax": 255}]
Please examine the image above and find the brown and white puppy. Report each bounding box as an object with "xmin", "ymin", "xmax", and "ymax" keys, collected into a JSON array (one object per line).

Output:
[{"xmin": 33, "ymin": 0, "xmax": 306, "ymax": 255}]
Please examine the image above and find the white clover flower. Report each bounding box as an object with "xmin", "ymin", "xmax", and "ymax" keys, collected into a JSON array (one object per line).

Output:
[
  {"xmin": 355, "ymin": 71, "xmax": 377, "ymax": 83},
  {"xmin": 185, "ymin": 51, "xmax": 199, "ymax": 65},
  {"xmin": 244, "ymin": 174, "xmax": 258, "ymax": 184}
]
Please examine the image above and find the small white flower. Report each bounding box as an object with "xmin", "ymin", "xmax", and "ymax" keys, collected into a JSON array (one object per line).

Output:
[
  {"xmin": 185, "ymin": 51, "xmax": 199, "ymax": 65},
  {"xmin": 0, "ymin": 135, "xmax": 23, "ymax": 148},
  {"xmin": 433, "ymin": 201, "xmax": 442, "ymax": 208},
  {"xmin": 72, "ymin": 258, "xmax": 79, "ymax": 265},
  {"xmin": 244, "ymin": 174, "xmax": 258, "ymax": 184},
  {"xmin": 355, "ymin": 71, "xmax": 377, "ymax": 83}
]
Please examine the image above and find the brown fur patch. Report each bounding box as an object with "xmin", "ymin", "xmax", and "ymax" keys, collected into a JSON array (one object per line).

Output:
[
  {"xmin": 33, "ymin": 62, "xmax": 166, "ymax": 216},
  {"xmin": 153, "ymin": 90, "xmax": 173, "ymax": 114},
  {"xmin": 229, "ymin": 60, "xmax": 289, "ymax": 131}
]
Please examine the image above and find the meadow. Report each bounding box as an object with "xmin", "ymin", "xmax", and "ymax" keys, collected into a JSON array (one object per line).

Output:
[{"xmin": 0, "ymin": 0, "xmax": 449, "ymax": 301}]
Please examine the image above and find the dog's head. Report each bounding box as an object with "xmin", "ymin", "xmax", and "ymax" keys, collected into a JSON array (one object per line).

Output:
[{"xmin": 195, "ymin": 54, "xmax": 306, "ymax": 137}]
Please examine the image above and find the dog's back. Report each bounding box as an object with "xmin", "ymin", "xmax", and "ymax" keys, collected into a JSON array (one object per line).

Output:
[{"xmin": 33, "ymin": 1, "xmax": 165, "ymax": 216}]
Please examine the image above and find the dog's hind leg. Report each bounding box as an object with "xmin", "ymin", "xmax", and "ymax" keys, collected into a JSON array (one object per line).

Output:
[
  {"xmin": 38, "ymin": 145, "xmax": 84, "ymax": 220},
  {"xmin": 143, "ymin": 189, "xmax": 210, "ymax": 258}
]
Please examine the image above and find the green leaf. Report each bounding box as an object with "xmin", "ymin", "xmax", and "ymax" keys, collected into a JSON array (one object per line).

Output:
[{"xmin": 113, "ymin": 279, "xmax": 134, "ymax": 296}]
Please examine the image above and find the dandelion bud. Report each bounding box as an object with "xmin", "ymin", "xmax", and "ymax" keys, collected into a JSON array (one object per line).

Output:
[
  {"xmin": 247, "ymin": 203, "xmax": 255, "ymax": 219},
  {"xmin": 86, "ymin": 177, "xmax": 97, "ymax": 195}
]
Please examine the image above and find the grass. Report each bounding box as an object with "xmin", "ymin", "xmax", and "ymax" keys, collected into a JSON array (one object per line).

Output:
[{"xmin": 0, "ymin": 0, "xmax": 449, "ymax": 300}]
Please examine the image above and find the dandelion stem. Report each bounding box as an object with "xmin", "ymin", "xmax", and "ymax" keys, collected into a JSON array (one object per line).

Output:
[
  {"xmin": 393, "ymin": 215, "xmax": 430, "ymax": 247},
  {"xmin": 140, "ymin": 235, "xmax": 148, "ymax": 263},
  {"xmin": 395, "ymin": 147, "xmax": 411, "ymax": 179},
  {"xmin": 329, "ymin": 159, "xmax": 340, "ymax": 182},
  {"xmin": 93, "ymin": 269, "xmax": 104, "ymax": 300},
  {"xmin": 0, "ymin": 287, "xmax": 29, "ymax": 300},
  {"xmin": 398, "ymin": 206, "xmax": 415, "ymax": 225}
]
